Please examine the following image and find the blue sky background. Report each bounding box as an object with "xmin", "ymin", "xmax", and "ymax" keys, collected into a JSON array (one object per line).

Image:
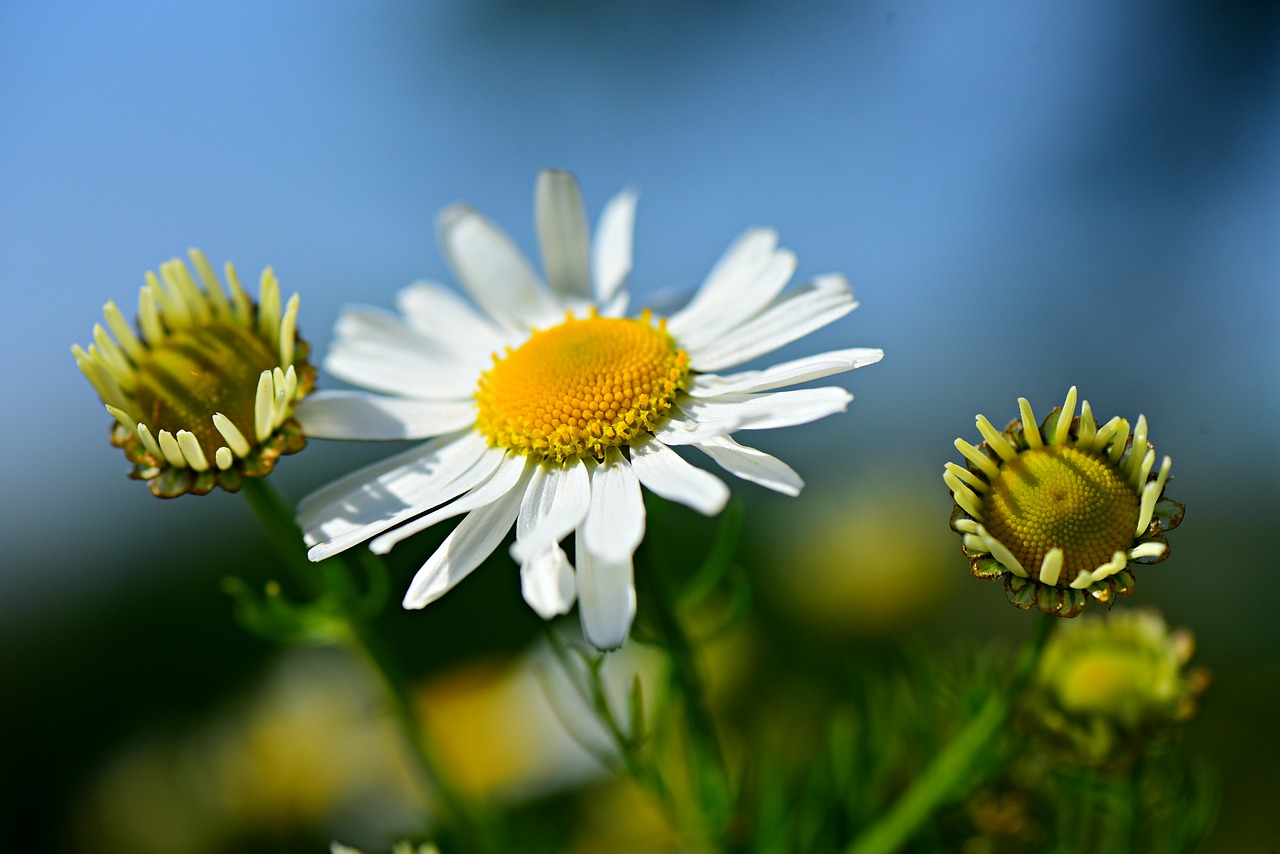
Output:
[{"xmin": 2, "ymin": 0, "xmax": 1277, "ymax": 645}]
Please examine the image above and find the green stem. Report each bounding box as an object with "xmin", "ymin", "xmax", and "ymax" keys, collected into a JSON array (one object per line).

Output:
[
  {"xmin": 844, "ymin": 611, "xmax": 1055, "ymax": 854},
  {"xmin": 346, "ymin": 617, "xmax": 484, "ymax": 840},
  {"xmin": 649, "ymin": 560, "xmax": 726, "ymax": 771},
  {"xmin": 640, "ymin": 544, "xmax": 731, "ymax": 846},
  {"xmin": 240, "ymin": 477, "xmax": 321, "ymax": 594},
  {"xmin": 544, "ymin": 630, "xmax": 676, "ymax": 816},
  {"xmin": 237, "ymin": 477, "xmax": 487, "ymax": 848}
]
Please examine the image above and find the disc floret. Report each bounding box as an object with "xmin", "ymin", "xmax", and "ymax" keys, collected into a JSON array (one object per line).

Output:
[
  {"xmin": 944, "ymin": 387, "xmax": 1183, "ymax": 616},
  {"xmin": 474, "ymin": 309, "xmax": 691, "ymax": 462},
  {"xmin": 74, "ymin": 250, "xmax": 316, "ymax": 497}
]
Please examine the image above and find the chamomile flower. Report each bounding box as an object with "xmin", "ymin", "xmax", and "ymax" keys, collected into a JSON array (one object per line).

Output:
[
  {"xmin": 1023, "ymin": 608, "xmax": 1211, "ymax": 765},
  {"xmin": 296, "ymin": 170, "xmax": 882, "ymax": 649},
  {"xmin": 1034, "ymin": 608, "xmax": 1209, "ymax": 731},
  {"xmin": 945, "ymin": 388, "xmax": 1184, "ymax": 617},
  {"xmin": 74, "ymin": 251, "xmax": 314, "ymax": 497}
]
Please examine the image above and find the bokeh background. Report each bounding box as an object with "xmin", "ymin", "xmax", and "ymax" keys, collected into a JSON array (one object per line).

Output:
[{"xmin": 2, "ymin": 1, "xmax": 1277, "ymax": 851}]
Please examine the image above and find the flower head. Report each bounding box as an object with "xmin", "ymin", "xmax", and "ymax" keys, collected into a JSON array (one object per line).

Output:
[
  {"xmin": 945, "ymin": 387, "xmax": 1183, "ymax": 616},
  {"xmin": 1026, "ymin": 608, "xmax": 1210, "ymax": 762},
  {"xmin": 74, "ymin": 251, "xmax": 315, "ymax": 497},
  {"xmin": 297, "ymin": 170, "xmax": 882, "ymax": 649}
]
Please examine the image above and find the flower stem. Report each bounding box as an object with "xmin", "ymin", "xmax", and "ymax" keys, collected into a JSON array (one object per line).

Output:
[
  {"xmin": 648, "ymin": 557, "xmax": 726, "ymax": 771},
  {"xmin": 237, "ymin": 477, "xmax": 488, "ymax": 848},
  {"xmin": 239, "ymin": 476, "xmax": 321, "ymax": 594},
  {"xmin": 639, "ymin": 542, "xmax": 732, "ymax": 846},
  {"xmin": 844, "ymin": 611, "xmax": 1055, "ymax": 854}
]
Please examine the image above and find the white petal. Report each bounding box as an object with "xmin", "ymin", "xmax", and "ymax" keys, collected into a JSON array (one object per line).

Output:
[
  {"xmin": 694, "ymin": 435, "xmax": 803, "ymax": 496},
  {"xmin": 395, "ymin": 280, "xmax": 510, "ymax": 362},
  {"xmin": 512, "ymin": 459, "xmax": 591, "ymax": 562},
  {"xmin": 296, "ymin": 391, "xmax": 476, "ymax": 440},
  {"xmin": 651, "ymin": 404, "xmax": 740, "ymax": 446},
  {"xmin": 371, "ymin": 454, "xmax": 532, "ymax": 554},
  {"xmin": 298, "ymin": 430, "xmax": 479, "ymax": 526},
  {"xmin": 681, "ymin": 387, "xmax": 852, "ymax": 432},
  {"xmin": 402, "ymin": 472, "xmax": 529, "ymax": 610},
  {"xmin": 582, "ymin": 446, "xmax": 646, "ymax": 564},
  {"xmin": 308, "ymin": 448, "xmax": 507, "ymax": 561},
  {"xmin": 668, "ymin": 228, "xmax": 778, "ymax": 339},
  {"xmin": 671, "ymin": 242, "xmax": 797, "ymax": 351},
  {"xmin": 520, "ymin": 545, "xmax": 577, "ymax": 619},
  {"xmin": 598, "ymin": 288, "xmax": 631, "ymax": 318},
  {"xmin": 325, "ymin": 307, "xmax": 479, "ymax": 399},
  {"xmin": 438, "ymin": 204, "xmax": 561, "ymax": 330},
  {"xmin": 686, "ymin": 274, "xmax": 856, "ymax": 372},
  {"xmin": 326, "ymin": 345, "xmax": 475, "ymax": 400},
  {"xmin": 304, "ymin": 437, "xmax": 505, "ymax": 561},
  {"xmin": 575, "ymin": 528, "xmax": 636, "ymax": 650},
  {"xmin": 536, "ymin": 170, "xmax": 592, "ymax": 306},
  {"xmin": 629, "ymin": 437, "xmax": 730, "ymax": 516},
  {"xmin": 333, "ymin": 306, "xmax": 459, "ymax": 361},
  {"xmin": 689, "ymin": 348, "xmax": 884, "ymax": 397},
  {"xmin": 592, "ymin": 187, "xmax": 638, "ymax": 305}
]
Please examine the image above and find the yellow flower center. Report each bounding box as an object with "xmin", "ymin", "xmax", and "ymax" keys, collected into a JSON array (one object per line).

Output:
[
  {"xmin": 984, "ymin": 445, "xmax": 1139, "ymax": 585},
  {"xmin": 132, "ymin": 322, "xmax": 279, "ymax": 454},
  {"xmin": 474, "ymin": 312, "xmax": 690, "ymax": 461}
]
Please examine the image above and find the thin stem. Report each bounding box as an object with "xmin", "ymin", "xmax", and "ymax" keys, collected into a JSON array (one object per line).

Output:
[
  {"xmin": 844, "ymin": 611, "xmax": 1055, "ymax": 854},
  {"xmin": 346, "ymin": 618, "xmax": 487, "ymax": 843},
  {"xmin": 237, "ymin": 477, "xmax": 488, "ymax": 849},
  {"xmin": 639, "ymin": 542, "xmax": 732, "ymax": 848},
  {"xmin": 647, "ymin": 556, "xmax": 726, "ymax": 772},
  {"xmin": 240, "ymin": 477, "xmax": 320, "ymax": 594},
  {"xmin": 543, "ymin": 630, "xmax": 676, "ymax": 816}
]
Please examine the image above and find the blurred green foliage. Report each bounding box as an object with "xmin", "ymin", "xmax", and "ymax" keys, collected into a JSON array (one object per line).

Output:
[{"xmin": 3, "ymin": 478, "xmax": 1264, "ymax": 852}]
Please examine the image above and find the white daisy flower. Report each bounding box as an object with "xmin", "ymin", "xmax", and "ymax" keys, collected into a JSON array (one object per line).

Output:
[{"xmin": 296, "ymin": 170, "xmax": 882, "ymax": 649}]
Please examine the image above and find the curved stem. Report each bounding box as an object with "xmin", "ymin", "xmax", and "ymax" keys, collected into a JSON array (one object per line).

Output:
[
  {"xmin": 639, "ymin": 544, "xmax": 732, "ymax": 850},
  {"xmin": 844, "ymin": 611, "xmax": 1055, "ymax": 854},
  {"xmin": 647, "ymin": 555, "xmax": 726, "ymax": 773},
  {"xmin": 346, "ymin": 617, "xmax": 486, "ymax": 842},
  {"xmin": 237, "ymin": 477, "xmax": 488, "ymax": 848},
  {"xmin": 240, "ymin": 477, "xmax": 320, "ymax": 594}
]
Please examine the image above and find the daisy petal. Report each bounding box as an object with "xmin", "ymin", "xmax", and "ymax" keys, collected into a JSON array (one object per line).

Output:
[
  {"xmin": 536, "ymin": 170, "xmax": 592, "ymax": 306},
  {"xmin": 296, "ymin": 391, "xmax": 476, "ymax": 440},
  {"xmin": 668, "ymin": 228, "xmax": 781, "ymax": 339},
  {"xmin": 520, "ymin": 544, "xmax": 577, "ymax": 619},
  {"xmin": 395, "ymin": 280, "xmax": 509, "ymax": 362},
  {"xmin": 575, "ymin": 528, "xmax": 636, "ymax": 650},
  {"xmin": 298, "ymin": 428, "xmax": 483, "ymax": 527},
  {"xmin": 299, "ymin": 433, "xmax": 462, "ymax": 530},
  {"xmin": 689, "ymin": 348, "xmax": 884, "ymax": 397},
  {"xmin": 629, "ymin": 437, "xmax": 730, "ymax": 516},
  {"xmin": 681, "ymin": 387, "xmax": 852, "ymax": 431},
  {"xmin": 305, "ymin": 441, "xmax": 506, "ymax": 561},
  {"xmin": 438, "ymin": 203, "xmax": 560, "ymax": 330},
  {"xmin": 371, "ymin": 454, "xmax": 531, "ymax": 555},
  {"xmin": 326, "ymin": 343, "xmax": 475, "ymax": 400},
  {"xmin": 686, "ymin": 274, "xmax": 856, "ymax": 372},
  {"xmin": 694, "ymin": 434, "xmax": 803, "ymax": 496},
  {"xmin": 326, "ymin": 307, "xmax": 477, "ymax": 398},
  {"xmin": 402, "ymin": 473, "xmax": 529, "ymax": 609},
  {"xmin": 651, "ymin": 405, "xmax": 741, "ymax": 446},
  {"xmin": 592, "ymin": 186, "xmax": 638, "ymax": 305},
  {"xmin": 513, "ymin": 459, "xmax": 591, "ymax": 561},
  {"xmin": 673, "ymin": 247, "xmax": 797, "ymax": 351},
  {"xmin": 333, "ymin": 306, "xmax": 459, "ymax": 362},
  {"xmin": 582, "ymin": 446, "xmax": 645, "ymax": 564}
]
